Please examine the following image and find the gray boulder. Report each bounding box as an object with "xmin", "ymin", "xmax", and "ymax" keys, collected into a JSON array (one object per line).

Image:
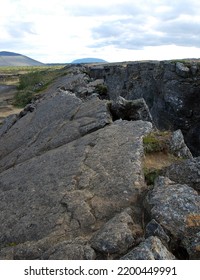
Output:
[
  {"xmin": 176, "ymin": 62, "xmax": 190, "ymax": 78},
  {"xmin": 164, "ymin": 157, "xmax": 200, "ymax": 192},
  {"xmin": 121, "ymin": 236, "xmax": 176, "ymax": 260},
  {"xmin": 167, "ymin": 129, "xmax": 193, "ymax": 159},
  {"xmin": 90, "ymin": 208, "xmax": 142, "ymax": 256},
  {"xmin": 144, "ymin": 176, "xmax": 200, "ymax": 259},
  {"xmin": 145, "ymin": 219, "xmax": 170, "ymax": 247}
]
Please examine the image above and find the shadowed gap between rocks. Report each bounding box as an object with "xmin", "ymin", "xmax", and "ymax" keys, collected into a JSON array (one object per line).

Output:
[{"xmin": 108, "ymin": 97, "xmax": 153, "ymax": 123}]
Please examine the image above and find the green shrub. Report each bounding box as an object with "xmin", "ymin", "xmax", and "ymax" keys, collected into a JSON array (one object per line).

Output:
[
  {"xmin": 14, "ymin": 67, "xmax": 67, "ymax": 107},
  {"xmin": 18, "ymin": 71, "xmax": 44, "ymax": 90},
  {"xmin": 143, "ymin": 168, "xmax": 161, "ymax": 185},
  {"xmin": 13, "ymin": 90, "xmax": 35, "ymax": 108},
  {"xmin": 95, "ymin": 84, "xmax": 108, "ymax": 95},
  {"xmin": 143, "ymin": 131, "xmax": 171, "ymax": 154}
]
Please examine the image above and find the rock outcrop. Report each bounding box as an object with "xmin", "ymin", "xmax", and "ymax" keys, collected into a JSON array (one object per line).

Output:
[
  {"xmin": 144, "ymin": 176, "xmax": 200, "ymax": 259},
  {"xmin": 0, "ymin": 75, "xmax": 153, "ymax": 259},
  {"xmin": 0, "ymin": 63, "xmax": 199, "ymax": 260},
  {"xmin": 89, "ymin": 60, "xmax": 200, "ymax": 156}
]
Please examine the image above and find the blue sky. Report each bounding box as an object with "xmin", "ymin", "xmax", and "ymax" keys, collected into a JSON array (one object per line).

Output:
[{"xmin": 1, "ymin": 0, "xmax": 200, "ymax": 63}]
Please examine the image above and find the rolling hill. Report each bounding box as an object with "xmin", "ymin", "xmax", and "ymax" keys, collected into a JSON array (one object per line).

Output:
[{"xmin": 0, "ymin": 51, "xmax": 44, "ymax": 66}]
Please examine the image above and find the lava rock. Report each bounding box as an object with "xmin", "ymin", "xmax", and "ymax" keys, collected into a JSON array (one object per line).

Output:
[
  {"xmin": 145, "ymin": 219, "xmax": 170, "ymax": 247},
  {"xmin": 90, "ymin": 208, "xmax": 142, "ymax": 256},
  {"xmin": 121, "ymin": 236, "xmax": 176, "ymax": 260},
  {"xmin": 164, "ymin": 157, "xmax": 200, "ymax": 192},
  {"xmin": 42, "ymin": 239, "xmax": 96, "ymax": 260},
  {"xmin": 176, "ymin": 62, "xmax": 190, "ymax": 78},
  {"xmin": 144, "ymin": 176, "xmax": 200, "ymax": 259},
  {"xmin": 167, "ymin": 129, "xmax": 193, "ymax": 159}
]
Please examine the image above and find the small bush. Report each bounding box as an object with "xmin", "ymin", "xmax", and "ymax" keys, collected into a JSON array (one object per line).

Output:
[
  {"xmin": 95, "ymin": 84, "xmax": 108, "ymax": 95},
  {"xmin": 13, "ymin": 90, "xmax": 35, "ymax": 108},
  {"xmin": 18, "ymin": 71, "xmax": 44, "ymax": 90},
  {"xmin": 144, "ymin": 168, "xmax": 161, "ymax": 185},
  {"xmin": 143, "ymin": 131, "xmax": 171, "ymax": 154},
  {"xmin": 13, "ymin": 67, "xmax": 67, "ymax": 107}
]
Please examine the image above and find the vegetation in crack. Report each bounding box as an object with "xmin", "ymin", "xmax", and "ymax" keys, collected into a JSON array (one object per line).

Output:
[
  {"xmin": 95, "ymin": 84, "xmax": 108, "ymax": 99},
  {"xmin": 143, "ymin": 130, "xmax": 184, "ymax": 185},
  {"xmin": 143, "ymin": 130, "xmax": 172, "ymax": 154}
]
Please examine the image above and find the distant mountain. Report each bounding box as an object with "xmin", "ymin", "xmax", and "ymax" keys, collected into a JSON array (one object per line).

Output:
[
  {"xmin": 0, "ymin": 51, "xmax": 44, "ymax": 66},
  {"xmin": 71, "ymin": 58, "xmax": 107, "ymax": 64}
]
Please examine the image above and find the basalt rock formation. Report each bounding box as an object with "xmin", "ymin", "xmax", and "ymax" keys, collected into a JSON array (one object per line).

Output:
[
  {"xmin": 0, "ymin": 62, "xmax": 199, "ymax": 260},
  {"xmin": 89, "ymin": 60, "xmax": 200, "ymax": 156}
]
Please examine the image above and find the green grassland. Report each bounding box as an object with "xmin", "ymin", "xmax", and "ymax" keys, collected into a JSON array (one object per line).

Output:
[{"xmin": 0, "ymin": 65, "xmax": 68, "ymax": 107}]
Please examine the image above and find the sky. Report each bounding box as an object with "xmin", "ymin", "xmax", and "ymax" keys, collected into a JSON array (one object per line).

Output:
[{"xmin": 1, "ymin": 0, "xmax": 200, "ymax": 63}]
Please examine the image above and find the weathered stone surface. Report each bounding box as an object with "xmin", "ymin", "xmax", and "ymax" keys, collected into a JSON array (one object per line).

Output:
[
  {"xmin": 42, "ymin": 239, "xmax": 96, "ymax": 260},
  {"xmin": 176, "ymin": 62, "xmax": 190, "ymax": 77},
  {"xmin": 144, "ymin": 176, "xmax": 200, "ymax": 259},
  {"xmin": 182, "ymin": 232, "xmax": 200, "ymax": 259},
  {"xmin": 0, "ymin": 235, "xmax": 95, "ymax": 260},
  {"xmin": 167, "ymin": 129, "xmax": 193, "ymax": 159},
  {"xmin": 0, "ymin": 88, "xmax": 152, "ymax": 259},
  {"xmin": 145, "ymin": 219, "xmax": 170, "ymax": 247},
  {"xmin": 90, "ymin": 208, "xmax": 142, "ymax": 256},
  {"xmin": 0, "ymin": 91, "xmax": 112, "ymax": 172},
  {"xmin": 121, "ymin": 236, "xmax": 176, "ymax": 260},
  {"xmin": 0, "ymin": 113, "xmax": 19, "ymax": 137},
  {"xmin": 164, "ymin": 157, "xmax": 200, "ymax": 192}
]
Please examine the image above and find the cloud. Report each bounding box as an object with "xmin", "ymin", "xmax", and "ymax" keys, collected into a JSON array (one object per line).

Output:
[
  {"xmin": 89, "ymin": 0, "xmax": 200, "ymax": 50},
  {"xmin": 6, "ymin": 21, "xmax": 36, "ymax": 38},
  {"xmin": 1, "ymin": 0, "xmax": 200, "ymax": 62},
  {"xmin": 68, "ymin": 2, "xmax": 141, "ymax": 17}
]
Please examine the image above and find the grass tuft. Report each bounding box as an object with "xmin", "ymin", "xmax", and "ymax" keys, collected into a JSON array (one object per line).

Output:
[{"xmin": 143, "ymin": 130, "xmax": 171, "ymax": 154}]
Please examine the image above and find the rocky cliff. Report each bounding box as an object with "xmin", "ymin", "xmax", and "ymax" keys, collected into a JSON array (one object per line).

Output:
[
  {"xmin": 0, "ymin": 62, "xmax": 199, "ymax": 260},
  {"xmin": 89, "ymin": 60, "xmax": 200, "ymax": 156}
]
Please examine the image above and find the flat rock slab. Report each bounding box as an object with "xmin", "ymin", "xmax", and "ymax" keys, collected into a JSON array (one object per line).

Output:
[
  {"xmin": 0, "ymin": 91, "xmax": 112, "ymax": 172},
  {"xmin": 0, "ymin": 91, "xmax": 152, "ymax": 259}
]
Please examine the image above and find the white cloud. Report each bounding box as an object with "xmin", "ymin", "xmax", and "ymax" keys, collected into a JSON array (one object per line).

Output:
[{"xmin": 0, "ymin": 0, "xmax": 200, "ymax": 63}]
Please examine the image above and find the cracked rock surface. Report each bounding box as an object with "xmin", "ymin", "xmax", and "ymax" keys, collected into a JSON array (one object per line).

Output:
[
  {"xmin": 0, "ymin": 81, "xmax": 152, "ymax": 259},
  {"xmin": 0, "ymin": 64, "xmax": 199, "ymax": 260}
]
